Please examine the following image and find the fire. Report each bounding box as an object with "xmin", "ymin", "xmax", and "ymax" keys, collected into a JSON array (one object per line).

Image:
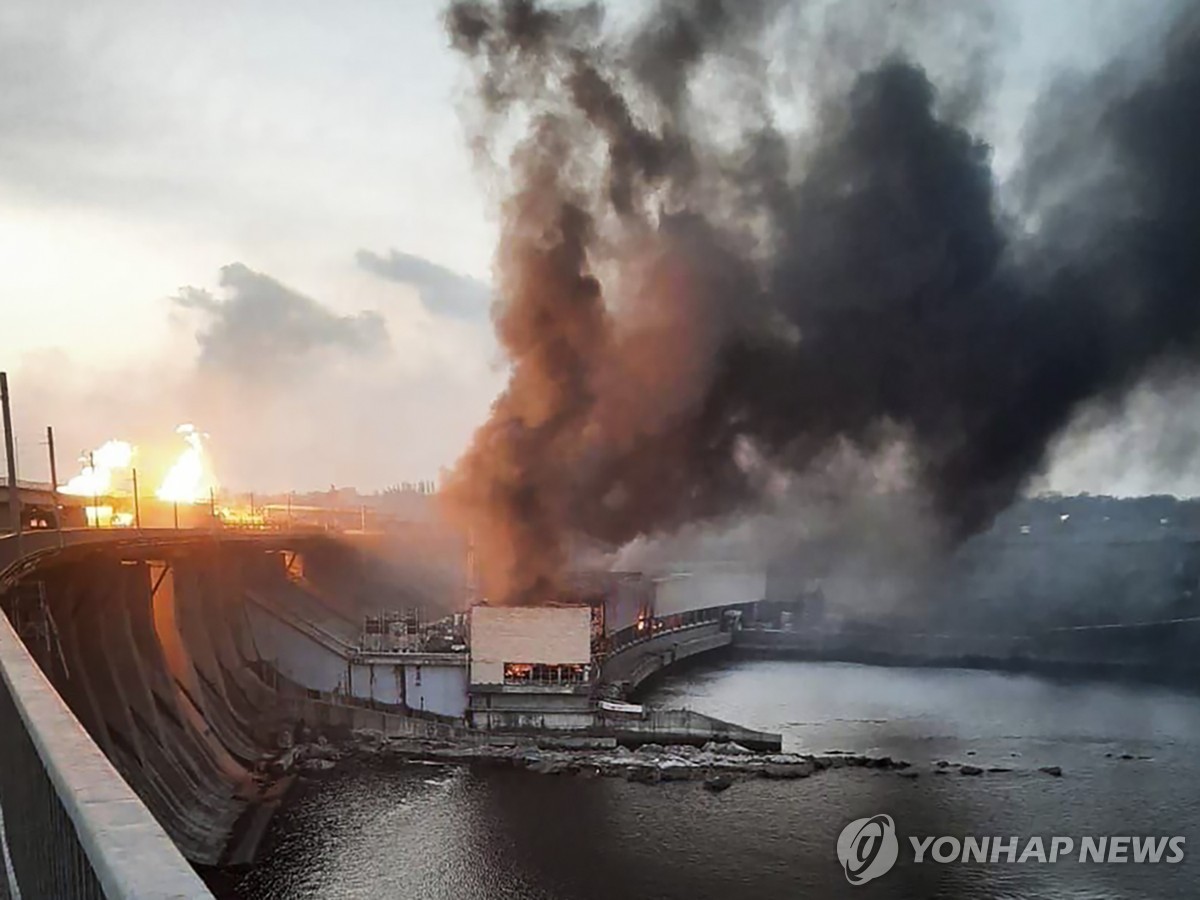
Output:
[
  {"xmin": 55, "ymin": 424, "xmax": 226, "ymax": 526},
  {"xmin": 216, "ymin": 506, "xmax": 265, "ymax": 526},
  {"xmin": 59, "ymin": 440, "xmax": 134, "ymax": 496},
  {"xmin": 156, "ymin": 424, "xmax": 216, "ymax": 504}
]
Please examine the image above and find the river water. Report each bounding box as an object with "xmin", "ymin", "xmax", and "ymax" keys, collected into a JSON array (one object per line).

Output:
[{"xmin": 218, "ymin": 660, "xmax": 1200, "ymax": 899}]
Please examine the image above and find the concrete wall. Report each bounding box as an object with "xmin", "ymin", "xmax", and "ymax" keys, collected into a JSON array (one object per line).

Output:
[
  {"xmin": 468, "ymin": 689, "xmax": 595, "ymax": 731},
  {"xmin": 4, "ymin": 549, "xmax": 283, "ymax": 866},
  {"xmin": 469, "ymin": 606, "xmax": 591, "ymax": 685},
  {"xmin": 272, "ymin": 696, "xmax": 471, "ymax": 742},
  {"xmin": 245, "ymin": 602, "xmax": 350, "ymax": 695},
  {"xmin": 0, "ymin": 534, "xmax": 474, "ymax": 868},
  {"xmin": 653, "ymin": 568, "xmax": 766, "ymax": 617},
  {"xmin": 405, "ymin": 663, "xmax": 468, "ymax": 717},
  {"xmin": 349, "ymin": 661, "xmax": 404, "ymax": 705},
  {"xmin": 346, "ymin": 659, "xmax": 468, "ymax": 718}
]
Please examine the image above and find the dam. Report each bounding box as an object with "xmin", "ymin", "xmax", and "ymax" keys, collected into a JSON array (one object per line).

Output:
[
  {"xmin": 0, "ymin": 517, "xmax": 768, "ymax": 897},
  {"xmin": 6, "ymin": 501, "xmax": 1200, "ymax": 896}
]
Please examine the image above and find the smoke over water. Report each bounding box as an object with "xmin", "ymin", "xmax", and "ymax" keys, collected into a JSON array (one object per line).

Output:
[{"xmin": 440, "ymin": 0, "xmax": 1200, "ymax": 605}]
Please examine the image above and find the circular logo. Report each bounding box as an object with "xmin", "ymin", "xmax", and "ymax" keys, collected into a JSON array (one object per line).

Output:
[{"xmin": 837, "ymin": 814, "xmax": 899, "ymax": 885}]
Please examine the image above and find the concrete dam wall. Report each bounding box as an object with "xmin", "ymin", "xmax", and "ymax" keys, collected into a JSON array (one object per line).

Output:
[
  {"xmin": 7, "ymin": 544, "xmax": 304, "ymax": 865},
  {"xmin": 1, "ymin": 535, "xmax": 454, "ymax": 868}
]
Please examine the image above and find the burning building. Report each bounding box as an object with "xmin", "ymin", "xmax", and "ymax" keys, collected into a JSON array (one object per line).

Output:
[
  {"xmin": 467, "ymin": 604, "xmax": 594, "ymax": 730},
  {"xmin": 465, "ymin": 563, "xmax": 765, "ymax": 731}
]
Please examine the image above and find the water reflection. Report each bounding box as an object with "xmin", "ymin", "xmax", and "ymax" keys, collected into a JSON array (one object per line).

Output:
[{"xmin": 220, "ymin": 661, "xmax": 1200, "ymax": 900}]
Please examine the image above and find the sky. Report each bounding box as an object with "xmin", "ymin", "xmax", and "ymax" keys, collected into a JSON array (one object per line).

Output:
[{"xmin": 0, "ymin": 0, "xmax": 1189, "ymax": 496}]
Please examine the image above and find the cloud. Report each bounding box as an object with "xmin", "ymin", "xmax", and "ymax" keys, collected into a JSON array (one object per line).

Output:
[
  {"xmin": 356, "ymin": 248, "xmax": 490, "ymax": 319},
  {"xmin": 173, "ymin": 262, "xmax": 388, "ymax": 378}
]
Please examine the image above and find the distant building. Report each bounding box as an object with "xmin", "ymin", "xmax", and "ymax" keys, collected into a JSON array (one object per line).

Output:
[{"xmin": 464, "ymin": 566, "xmax": 766, "ymax": 731}]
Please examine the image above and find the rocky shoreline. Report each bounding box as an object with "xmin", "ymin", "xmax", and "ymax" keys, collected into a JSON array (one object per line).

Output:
[{"xmin": 268, "ymin": 729, "xmax": 1078, "ymax": 791}]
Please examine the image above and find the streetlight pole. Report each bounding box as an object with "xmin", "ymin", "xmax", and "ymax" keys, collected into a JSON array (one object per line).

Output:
[
  {"xmin": 132, "ymin": 468, "xmax": 141, "ymax": 531},
  {"xmin": 46, "ymin": 426, "xmax": 63, "ymax": 546},
  {"xmin": 89, "ymin": 450, "xmax": 98, "ymax": 528},
  {"xmin": 1, "ymin": 373, "xmax": 22, "ymax": 550}
]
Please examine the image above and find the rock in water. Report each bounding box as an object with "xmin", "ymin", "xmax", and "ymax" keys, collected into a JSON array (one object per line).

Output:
[
  {"xmin": 704, "ymin": 773, "xmax": 734, "ymax": 792},
  {"xmin": 1039, "ymin": 766, "xmax": 1063, "ymax": 777},
  {"xmin": 659, "ymin": 762, "xmax": 696, "ymax": 782},
  {"xmin": 959, "ymin": 765, "xmax": 984, "ymax": 776}
]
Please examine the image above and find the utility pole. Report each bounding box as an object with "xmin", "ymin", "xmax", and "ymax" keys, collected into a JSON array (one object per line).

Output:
[
  {"xmin": 1, "ymin": 373, "xmax": 21, "ymax": 549},
  {"xmin": 89, "ymin": 450, "xmax": 98, "ymax": 528},
  {"xmin": 132, "ymin": 468, "xmax": 141, "ymax": 531},
  {"xmin": 173, "ymin": 501, "xmax": 179, "ymax": 530},
  {"xmin": 46, "ymin": 426, "xmax": 63, "ymax": 546}
]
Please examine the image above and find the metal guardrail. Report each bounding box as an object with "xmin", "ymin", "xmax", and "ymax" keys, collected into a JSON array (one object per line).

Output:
[{"xmin": 0, "ymin": 610, "xmax": 213, "ymax": 899}]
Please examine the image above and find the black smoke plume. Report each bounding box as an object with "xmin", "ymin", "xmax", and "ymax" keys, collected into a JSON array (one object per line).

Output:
[{"xmin": 441, "ymin": 0, "xmax": 1200, "ymax": 604}]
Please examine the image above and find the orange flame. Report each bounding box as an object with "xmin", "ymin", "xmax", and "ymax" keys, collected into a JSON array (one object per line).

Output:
[
  {"xmin": 156, "ymin": 424, "xmax": 216, "ymax": 504},
  {"xmin": 59, "ymin": 440, "xmax": 134, "ymax": 496}
]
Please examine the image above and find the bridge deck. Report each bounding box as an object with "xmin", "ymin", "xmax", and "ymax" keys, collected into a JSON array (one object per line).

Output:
[{"xmin": 0, "ymin": 527, "xmax": 327, "ymax": 591}]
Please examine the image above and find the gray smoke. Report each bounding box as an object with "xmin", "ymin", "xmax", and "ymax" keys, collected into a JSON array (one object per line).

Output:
[{"xmin": 441, "ymin": 0, "xmax": 1200, "ymax": 604}]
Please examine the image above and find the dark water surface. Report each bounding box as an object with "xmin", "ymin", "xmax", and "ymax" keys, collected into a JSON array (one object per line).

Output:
[{"xmin": 220, "ymin": 660, "xmax": 1200, "ymax": 899}]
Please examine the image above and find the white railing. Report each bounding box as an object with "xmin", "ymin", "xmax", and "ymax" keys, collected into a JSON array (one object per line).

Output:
[{"xmin": 0, "ymin": 610, "xmax": 213, "ymax": 899}]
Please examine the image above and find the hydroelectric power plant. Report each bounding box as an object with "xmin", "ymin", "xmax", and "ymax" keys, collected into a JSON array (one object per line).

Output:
[
  {"xmin": 4, "ymin": 366, "xmax": 1200, "ymax": 897},
  {"xmin": 0, "ymin": 380, "xmax": 774, "ymax": 897}
]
